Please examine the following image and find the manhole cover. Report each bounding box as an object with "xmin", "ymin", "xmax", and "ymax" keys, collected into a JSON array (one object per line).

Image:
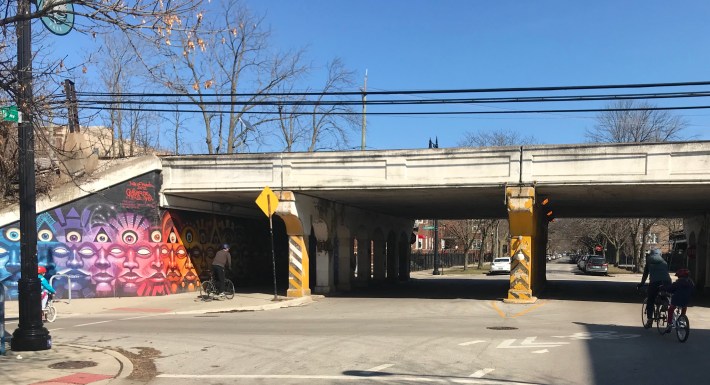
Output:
[
  {"xmin": 49, "ymin": 361, "xmax": 98, "ymax": 369},
  {"xmin": 487, "ymin": 326, "xmax": 518, "ymax": 330}
]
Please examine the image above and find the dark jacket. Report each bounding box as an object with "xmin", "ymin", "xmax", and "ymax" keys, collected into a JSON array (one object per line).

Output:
[
  {"xmin": 212, "ymin": 249, "xmax": 231, "ymax": 270},
  {"xmin": 640, "ymin": 249, "xmax": 671, "ymax": 285},
  {"xmin": 666, "ymin": 277, "xmax": 694, "ymax": 307}
]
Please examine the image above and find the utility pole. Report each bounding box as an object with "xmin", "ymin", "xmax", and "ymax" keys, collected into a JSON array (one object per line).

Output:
[
  {"xmin": 433, "ymin": 219, "xmax": 441, "ymax": 275},
  {"xmin": 64, "ymin": 79, "xmax": 80, "ymax": 133},
  {"xmin": 12, "ymin": 0, "xmax": 52, "ymax": 351},
  {"xmin": 361, "ymin": 69, "xmax": 367, "ymax": 150}
]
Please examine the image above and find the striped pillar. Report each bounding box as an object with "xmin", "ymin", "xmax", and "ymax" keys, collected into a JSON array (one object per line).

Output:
[
  {"xmin": 504, "ymin": 186, "xmax": 538, "ymax": 304},
  {"xmin": 274, "ymin": 191, "xmax": 311, "ymax": 298},
  {"xmin": 287, "ymin": 235, "xmax": 310, "ymax": 297}
]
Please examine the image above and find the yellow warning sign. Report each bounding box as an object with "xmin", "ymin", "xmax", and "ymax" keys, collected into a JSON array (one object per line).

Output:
[{"xmin": 255, "ymin": 186, "xmax": 279, "ymax": 217}]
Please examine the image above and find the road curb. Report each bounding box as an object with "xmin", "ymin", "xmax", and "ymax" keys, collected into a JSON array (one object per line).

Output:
[
  {"xmin": 62, "ymin": 343, "xmax": 134, "ymax": 381},
  {"xmin": 174, "ymin": 295, "xmax": 319, "ymax": 315}
]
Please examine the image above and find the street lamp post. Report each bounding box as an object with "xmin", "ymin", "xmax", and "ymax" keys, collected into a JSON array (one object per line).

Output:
[
  {"xmin": 11, "ymin": 0, "xmax": 52, "ymax": 351},
  {"xmin": 433, "ymin": 219, "xmax": 441, "ymax": 275}
]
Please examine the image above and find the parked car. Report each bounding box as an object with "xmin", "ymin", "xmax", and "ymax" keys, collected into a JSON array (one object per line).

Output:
[
  {"xmin": 584, "ymin": 256, "xmax": 608, "ymax": 275},
  {"xmin": 577, "ymin": 255, "xmax": 591, "ymax": 272},
  {"xmin": 489, "ymin": 257, "xmax": 511, "ymax": 274}
]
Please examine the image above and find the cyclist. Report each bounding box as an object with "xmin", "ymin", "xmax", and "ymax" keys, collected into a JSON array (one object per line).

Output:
[
  {"xmin": 663, "ymin": 268, "xmax": 694, "ymax": 334},
  {"xmin": 38, "ymin": 266, "xmax": 55, "ymax": 311},
  {"xmin": 212, "ymin": 244, "xmax": 232, "ymax": 297},
  {"xmin": 636, "ymin": 248, "xmax": 671, "ymax": 328}
]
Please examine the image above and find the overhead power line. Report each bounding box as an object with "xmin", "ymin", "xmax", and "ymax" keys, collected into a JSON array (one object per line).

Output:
[
  {"xmin": 79, "ymin": 104, "xmax": 710, "ymax": 116},
  {"xmin": 70, "ymin": 79, "xmax": 710, "ymax": 98}
]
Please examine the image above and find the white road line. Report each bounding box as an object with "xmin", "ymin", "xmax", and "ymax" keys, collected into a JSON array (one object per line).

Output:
[
  {"xmin": 365, "ymin": 364, "xmax": 394, "ymax": 372},
  {"xmin": 532, "ymin": 349, "xmax": 549, "ymax": 354},
  {"xmin": 459, "ymin": 340, "xmax": 486, "ymax": 346},
  {"xmin": 47, "ymin": 328, "xmax": 64, "ymax": 332},
  {"xmin": 156, "ymin": 374, "xmax": 541, "ymax": 384},
  {"xmin": 470, "ymin": 368, "xmax": 495, "ymax": 378},
  {"xmin": 73, "ymin": 320, "xmax": 112, "ymax": 327}
]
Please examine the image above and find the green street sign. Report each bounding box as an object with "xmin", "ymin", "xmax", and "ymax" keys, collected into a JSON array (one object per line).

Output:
[
  {"xmin": 0, "ymin": 106, "xmax": 18, "ymax": 122},
  {"xmin": 422, "ymin": 225, "xmax": 436, "ymax": 230}
]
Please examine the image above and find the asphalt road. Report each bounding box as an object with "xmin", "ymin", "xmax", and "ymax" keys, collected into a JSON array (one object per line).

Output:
[{"xmin": 48, "ymin": 258, "xmax": 710, "ymax": 385}]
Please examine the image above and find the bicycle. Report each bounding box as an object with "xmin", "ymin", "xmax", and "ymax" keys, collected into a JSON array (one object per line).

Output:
[
  {"xmin": 658, "ymin": 303, "xmax": 691, "ymax": 343},
  {"xmin": 42, "ymin": 295, "xmax": 57, "ymax": 323},
  {"xmin": 199, "ymin": 273, "xmax": 235, "ymax": 301},
  {"xmin": 640, "ymin": 286, "xmax": 669, "ymax": 331}
]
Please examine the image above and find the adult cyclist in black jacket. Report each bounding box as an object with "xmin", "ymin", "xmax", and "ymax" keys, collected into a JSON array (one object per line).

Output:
[{"xmin": 637, "ymin": 248, "xmax": 671, "ymax": 328}]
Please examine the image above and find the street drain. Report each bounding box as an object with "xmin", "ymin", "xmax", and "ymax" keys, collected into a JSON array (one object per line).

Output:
[
  {"xmin": 49, "ymin": 361, "xmax": 98, "ymax": 369},
  {"xmin": 487, "ymin": 326, "xmax": 518, "ymax": 330}
]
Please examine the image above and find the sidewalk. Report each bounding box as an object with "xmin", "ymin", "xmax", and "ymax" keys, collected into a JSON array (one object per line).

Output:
[{"xmin": 1, "ymin": 290, "xmax": 317, "ymax": 385}]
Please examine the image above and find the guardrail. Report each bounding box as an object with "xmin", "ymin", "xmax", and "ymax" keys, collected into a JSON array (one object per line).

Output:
[{"xmin": 49, "ymin": 274, "xmax": 72, "ymax": 303}]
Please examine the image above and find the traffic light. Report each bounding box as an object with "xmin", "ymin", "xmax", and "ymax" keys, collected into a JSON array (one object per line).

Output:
[{"xmin": 540, "ymin": 196, "xmax": 555, "ymax": 222}]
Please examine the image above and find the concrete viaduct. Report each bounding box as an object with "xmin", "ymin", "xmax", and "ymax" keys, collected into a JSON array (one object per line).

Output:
[{"xmin": 4, "ymin": 141, "xmax": 710, "ymax": 302}]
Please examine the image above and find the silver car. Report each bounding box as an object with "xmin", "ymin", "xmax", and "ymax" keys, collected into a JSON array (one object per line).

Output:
[{"xmin": 584, "ymin": 256, "xmax": 608, "ymax": 275}]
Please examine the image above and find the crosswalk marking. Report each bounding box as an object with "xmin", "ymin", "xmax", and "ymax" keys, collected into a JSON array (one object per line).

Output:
[{"xmin": 470, "ymin": 368, "xmax": 495, "ymax": 378}]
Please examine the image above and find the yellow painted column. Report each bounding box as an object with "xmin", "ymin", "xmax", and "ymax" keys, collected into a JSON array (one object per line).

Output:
[
  {"xmin": 275, "ymin": 191, "xmax": 311, "ymax": 298},
  {"xmin": 504, "ymin": 186, "xmax": 537, "ymax": 304}
]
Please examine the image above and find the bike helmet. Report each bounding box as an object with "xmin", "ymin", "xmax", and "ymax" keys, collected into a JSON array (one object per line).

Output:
[
  {"xmin": 222, "ymin": 244, "xmax": 230, "ymax": 249},
  {"xmin": 675, "ymin": 268, "xmax": 690, "ymax": 277},
  {"xmin": 38, "ymin": 266, "xmax": 46, "ymax": 274}
]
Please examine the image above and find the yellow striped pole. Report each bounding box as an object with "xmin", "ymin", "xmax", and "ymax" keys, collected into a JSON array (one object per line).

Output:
[{"xmin": 504, "ymin": 186, "xmax": 537, "ymax": 304}]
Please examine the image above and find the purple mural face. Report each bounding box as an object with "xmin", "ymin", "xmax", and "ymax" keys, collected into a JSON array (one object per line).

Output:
[
  {"xmin": 0, "ymin": 226, "xmax": 22, "ymax": 299},
  {"xmin": 52, "ymin": 208, "xmax": 97, "ymax": 298},
  {"xmin": 109, "ymin": 213, "xmax": 166, "ymax": 296}
]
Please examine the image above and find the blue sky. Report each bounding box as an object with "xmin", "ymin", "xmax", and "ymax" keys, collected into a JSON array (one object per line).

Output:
[
  {"xmin": 42, "ymin": 0, "xmax": 710, "ymax": 152},
  {"xmin": 244, "ymin": 0, "xmax": 710, "ymax": 149}
]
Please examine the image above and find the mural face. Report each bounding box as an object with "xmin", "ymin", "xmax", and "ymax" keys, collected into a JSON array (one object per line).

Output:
[
  {"xmin": 108, "ymin": 213, "xmax": 168, "ymax": 296},
  {"xmin": 0, "ymin": 172, "xmax": 273, "ymax": 298},
  {"xmin": 0, "ymin": 226, "xmax": 22, "ymax": 299},
  {"xmin": 161, "ymin": 214, "xmax": 198, "ymax": 293}
]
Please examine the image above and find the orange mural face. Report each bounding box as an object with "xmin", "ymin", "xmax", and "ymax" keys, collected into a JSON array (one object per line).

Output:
[{"xmin": 161, "ymin": 214, "xmax": 198, "ymax": 293}]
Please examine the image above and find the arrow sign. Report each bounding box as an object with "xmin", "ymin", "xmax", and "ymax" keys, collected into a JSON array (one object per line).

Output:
[{"xmin": 496, "ymin": 337, "xmax": 569, "ymax": 349}]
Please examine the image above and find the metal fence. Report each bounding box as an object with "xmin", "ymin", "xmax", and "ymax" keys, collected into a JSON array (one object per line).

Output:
[{"xmin": 410, "ymin": 252, "xmax": 468, "ymax": 272}]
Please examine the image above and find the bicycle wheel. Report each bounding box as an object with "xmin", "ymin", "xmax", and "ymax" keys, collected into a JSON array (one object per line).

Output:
[
  {"xmin": 45, "ymin": 304, "xmax": 57, "ymax": 323},
  {"xmin": 200, "ymin": 281, "xmax": 215, "ymax": 301},
  {"xmin": 641, "ymin": 299, "xmax": 651, "ymax": 329},
  {"xmin": 224, "ymin": 279, "xmax": 235, "ymax": 300},
  {"xmin": 656, "ymin": 303, "xmax": 668, "ymax": 334},
  {"xmin": 675, "ymin": 314, "xmax": 690, "ymax": 343}
]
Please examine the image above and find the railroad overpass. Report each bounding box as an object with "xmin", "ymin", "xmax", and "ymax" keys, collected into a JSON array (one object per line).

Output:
[
  {"xmin": 3, "ymin": 141, "xmax": 710, "ymax": 302},
  {"xmin": 160, "ymin": 141, "xmax": 710, "ymax": 301}
]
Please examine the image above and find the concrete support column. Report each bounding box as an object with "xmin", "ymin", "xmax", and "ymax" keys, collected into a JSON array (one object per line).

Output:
[
  {"xmin": 504, "ymin": 186, "xmax": 538, "ymax": 304},
  {"xmin": 373, "ymin": 236, "xmax": 387, "ymax": 282},
  {"xmin": 336, "ymin": 229, "xmax": 352, "ymax": 290},
  {"xmin": 275, "ymin": 191, "xmax": 311, "ymax": 298}
]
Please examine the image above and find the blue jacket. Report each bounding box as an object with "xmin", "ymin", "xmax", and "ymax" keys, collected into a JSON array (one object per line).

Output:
[
  {"xmin": 39, "ymin": 274, "xmax": 55, "ymax": 294},
  {"xmin": 640, "ymin": 249, "xmax": 671, "ymax": 284}
]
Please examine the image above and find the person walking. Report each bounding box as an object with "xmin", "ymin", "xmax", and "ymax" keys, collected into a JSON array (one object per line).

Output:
[
  {"xmin": 637, "ymin": 248, "xmax": 672, "ymax": 328},
  {"xmin": 212, "ymin": 244, "xmax": 232, "ymax": 296}
]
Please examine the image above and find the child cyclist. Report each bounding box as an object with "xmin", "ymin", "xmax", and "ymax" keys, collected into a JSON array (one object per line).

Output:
[
  {"xmin": 38, "ymin": 266, "xmax": 56, "ymax": 311},
  {"xmin": 664, "ymin": 268, "xmax": 694, "ymax": 334}
]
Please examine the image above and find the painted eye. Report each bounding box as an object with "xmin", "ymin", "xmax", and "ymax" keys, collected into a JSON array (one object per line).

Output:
[
  {"xmin": 110, "ymin": 247, "xmax": 124, "ymax": 255},
  {"xmin": 192, "ymin": 249, "xmax": 200, "ymax": 256},
  {"xmin": 96, "ymin": 233, "xmax": 109, "ymax": 243},
  {"xmin": 38, "ymin": 229, "xmax": 54, "ymax": 242},
  {"xmin": 122, "ymin": 231, "xmax": 138, "ymax": 245},
  {"xmin": 185, "ymin": 231, "xmax": 193, "ymax": 243},
  {"xmin": 161, "ymin": 247, "xmax": 169, "ymax": 255},
  {"xmin": 151, "ymin": 230, "xmax": 161, "ymax": 243},
  {"xmin": 54, "ymin": 247, "xmax": 69, "ymax": 256},
  {"xmin": 177, "ymin": 249, "xmax": 186, "ymax": 256},
  {"xmin": 79, "ymin": 247, "xmax": 94, "ymax": 256},
  {"xmin": 6, "ymin": 228, "xmax": 20, "ymax": 242},
  {"xmin": 66, "ymin": 231, "xmax": 82, "ymax": 243},
  {"xmin": 0, "ymin": 247, "xmax": 7, "ymax": 254},
  {"xmin": 137, "ymin": 247, "xmax": 152, "ymax": 258}
]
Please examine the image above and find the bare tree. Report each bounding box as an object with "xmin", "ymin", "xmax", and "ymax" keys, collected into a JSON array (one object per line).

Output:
[
  {"xmin": 586, "ymin": 100, "xmax": 688, "ymax": 143},
  {"xmin": 459, "ymin": 128, "xmax": 537, "ymax": 147},
  {"xmin": 146, "ymin": 0, "xmax": 305, "ymax": 154},
  {"xmin": 441, "ymin": 219, "xmax": 478, "ymax": 270},
  {"xmin": 0, "ymin": 1, "xmax": 202, "ymax": 202}
]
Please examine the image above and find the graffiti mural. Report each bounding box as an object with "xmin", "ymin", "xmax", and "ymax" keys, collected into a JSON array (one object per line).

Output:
[
  {"xmin": 0, "ymin": 172, "xmax": 186, "ymax": 299},
  {"xmin": 0, "ymin": 171, "xmax": 279, "ymax": 300}
]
